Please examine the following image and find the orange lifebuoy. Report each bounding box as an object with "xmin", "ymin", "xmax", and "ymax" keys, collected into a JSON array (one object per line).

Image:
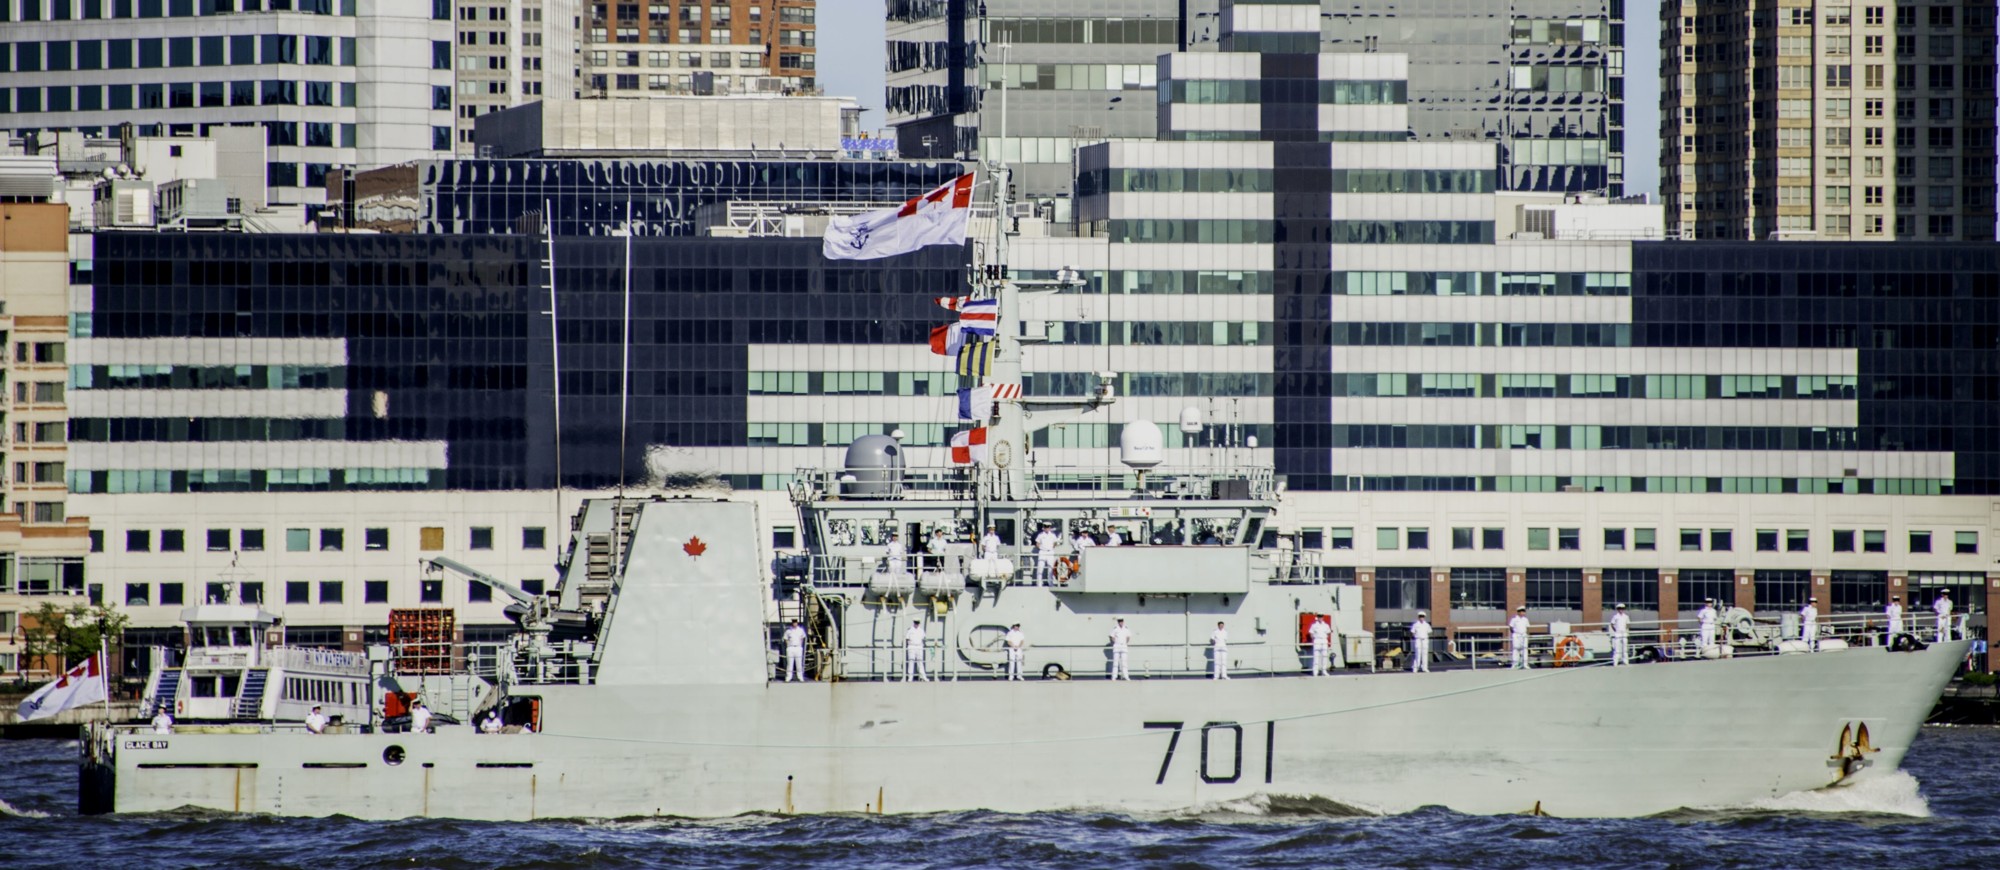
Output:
[
  {"xmin": 1055, "ymin": 557, "xmax": 1080, "ymax": 584},
  {"xmin": 1554, "ymin": 636, "xmax": 1584, "ymax": 667}
]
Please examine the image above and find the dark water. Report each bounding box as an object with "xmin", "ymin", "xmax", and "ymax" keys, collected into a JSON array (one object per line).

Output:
[{"xmin": 5, "ymin": 729, "xmax": 2000, "ymax": 869}]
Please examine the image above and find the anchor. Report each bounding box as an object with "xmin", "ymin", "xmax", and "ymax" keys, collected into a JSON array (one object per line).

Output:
[{"xmin": 1828, "ymin": 722, "xmax": 1880, "ymax": 782}]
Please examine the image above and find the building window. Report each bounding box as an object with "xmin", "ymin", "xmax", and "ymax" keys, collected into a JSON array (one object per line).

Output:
[
  {"xmin": 1710, "ymin": 530, "xmax": 1733, "ymax": 552},
  {"xmin": 421, "ymin": 527, "xmax": 444, "ymax": 551},
  {"xmin": 521, "ymin": 579, "xmax": 545, "ymax": 595},
  {"xmin": 287, "ymin": 528, "xmax": 311, "ymax": 551},
  {"xmin": 241, "ymin": 583, "xmax": 264, "ymax": 605},
  {"xmin": 1524, "ymin": 568, "xmax": 1583, "ymax": 609},
  {"xmin": 126, "ymin": 529, "xmax": 152, "ymax": 552},
  {"xmin": 1373, "ymin": 567, "xmax": 1431, "ymax": 610},
  {"xmin": 1955, "ymin": 532, "xmax": 1977, "ymax": 554},
  {"xmin": 1557, "ymin": 528, "xmax": 1580, "ymax": 551},
  {"xmin": 468, "ymin": 581, "xmax": 492, "ymax": 603},
  {"xmin": 160, "ymin": 529, "xmax": 184, "ymax": 552},
  {"xmin": 1604, "ymin": 528, "xmax": 1625, "ymax": 550},
  {"xmin": 240, "ymin": 529, "xmax": 264, "ymax": 551},
  {"xmin": 470, "ymin": 527, "xmax": 494, "ymax": 550},
  {"xmin": 1482, "ymin": 528, "xmax": 1504, "ymax": 550},
  {"xmin": 1376, "ymin": 528, "xmax": 1400, "ymax": 551},
  {"xmin": 207, "ymin": 529, "xmax": 230, "ymax": 551},
  {"xmin": 286, "ymin": 581, "xmax": 310, "ymax": 604},
  {"xmin": 1330, "ymin": 528, "xmax": 1353, "ymax": 550},
  {"xmin": 523, "ymin": 527, "xmax": 546, "ymax": 549},
  {"xmin": 1830, "ymin": 571, "xmax": 1886, "ymax": 613},
  {"xmin": 1601, "ymin": 568, "xmax": 1659, "ymax": 610},
  {"xmin": 366, "ymin": 528, "xmax": 389, "ymax": 550},
  {"xmin": 1452, "ymin": 527, "xmax": 1474, "ymax": 550},
  {"xmin": 319, "ymin": 581, "xmax": 343, "ymax": 604},
  {"xmin": 1910, "ymin": 531, "xmax": 1931, "ymax": 553},
  {"xmin": 125, "ymin": 583, "xmax": 151, "ymax": 606},
  {"xmin": 1634, "ymin": 529, "xmax": 1656, "ymax": 551},
  {"xmin": 1680, "ymin": 529, "xmax": 1703, "ymax": 551},
  {"xmin": 1834, "ymin": 530, "xmax": 1856, "ymax": 552},
  {"xmin": 420, "ymin": 579, "xmax": 444, "ymax": 603},
  {"xmin": 1406, "ymin": 528, "xmax": 1429, "ymax": 550},
  {"xmin": 159, "ymin": 583, "xmax": 184, "ymax": 605},
  {"xmin": 1528, "ymin": 527, "xmax": 1550, "ymax": 550},
  {"xmin": 1862, "ymin": 530, "xmax": 1885, "ymax": 553},
  {"xmin": 1679, "ymin": 569, "xmax": 1735, "ymax": 609},
  {"xmin": 364, "ymin": 580, "xmax": 389, "ymax": 603},
  {"xmin": 321, "ymin": 529, "xmax": 344, "ymax": 551},
  {"xmin": 1787, "ymin": 530, "xmax": 1810, "ymax": 552},
  {"xmin": 1450, "ymin": 568, "xmax": 1505, "ymax": 610}
]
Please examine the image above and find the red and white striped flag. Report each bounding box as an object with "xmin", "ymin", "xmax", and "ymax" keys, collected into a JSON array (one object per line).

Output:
[
  {"xmin": 967, "ymin": 383, "xmax": 1021, "ymax": 420},
  {"xmin": 935, "ymin": 295, "xmax": 968, "ymax": 311},
  {"xmin": 17, "ymin": 653, "xmax": 106, "ymax": 722}
]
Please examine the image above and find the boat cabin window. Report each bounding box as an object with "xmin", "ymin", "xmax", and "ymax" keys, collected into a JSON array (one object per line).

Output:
[
  {"xmin": 198, "ymin": 626, "xmax": 255, "ymax": 646},
  {"xmin": 189, "ymin": 674, "xmax": 242, "ymax": 697}
]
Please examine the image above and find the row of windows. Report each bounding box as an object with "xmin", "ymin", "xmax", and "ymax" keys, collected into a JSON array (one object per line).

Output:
[
  {"xmin": 1329, "ymin": 322, "xmax": 1631, "ymax": 347},
  {"xmin": 72, "ymin": 364, "xmax": 342, "ymax": 390},
  {"xmin": 1346, "ymin": 525, "xmax": 1978, "ymax": 556},
  {"xmin": 68, "ymin": 467, "xmax": 437, "ymax": 493},
  {"xmin": 747, "ymin": 371, "xmax": 1270, "ymax": 398},
  {"xmin": 71, "ymin": 418, "xmax": 345, "ymax": 442},
  {"xmin": 1162, "ymin": 78, "xmax": 1408, "ymax": 106},
  {"xmin": 1074, "ymin": 169, "xmax": 1495, "ymax": 197},
  {"xmin": 1338, "ymin": 271, "xmax": 1630, "ymax": 296},
  {"xmin": 1374, "ymin": 568, "xmax": 1979, "ymax": 613},
  {"xmin": 0, "ymin": 0, "xmax": 348, "ymax": 22},
  {"xmin": 1104, "ymin": 220, "xmax": 1497, "ymax": 245},
  {"xmin": 1165, "ymin": 130, "xmax": 1411, "ymax": 144},
  {"xmin": 1014, "ymin": 269, "xmax": 1273, "ymax": 296},
  {"xmin": 984, "ymin": 16, "xmax": 1179, "ymax": 45},
  {"xmin": 283, "ymin": 676, "xmax": 359, "ymax": 707},
  {"xmin": 0, "ymin": 33, "xmax": 355, "ymax": 73},
  {"xmin": 110, "ymin": 524, "xmax": 547, "ymax": 554},
  {"xmin": 120, "ymin": 577, "xmax": 544, "ymax": 608},
  {"xmin": 0, "ymin": 81, "xmax": 362, "ymax": 115},
  {"xmin": 747, "ymin": 421, "xmax": 1273, "ymax": 450},
  {"xmin": 1329, "ymin": 373, "xmax": 1858, "ymax": 400},
  {"xmin": 1318, "ymin": 476, "xmax": 1953, "ymax": 495},
  {"xmin": 1044, "ymin": 320, "xmax": 1267, "ymax": 347},
  {"xmin": 980, "ymin": 63, "xmax": 1159, "ymax": 92},
  {"xmin": 1327, "ymin": 424, "xmax": 1863, "ymax": 451}
]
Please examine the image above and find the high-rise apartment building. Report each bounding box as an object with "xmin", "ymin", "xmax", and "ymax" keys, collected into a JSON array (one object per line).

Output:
[
  {"xmin": 449, "ymin": 0, "xmax": 577, "ymax": 153},
  {"xmin": 0, "ymin": 0, "xmax": 456, "ymax": 207},
  {"xmin": 578, "ymin": 1, "xmax": 816, "ymax": 103},
  {"xmin": 1661, "ymin": 0, "xmax": 1997, "ymax": 240}
]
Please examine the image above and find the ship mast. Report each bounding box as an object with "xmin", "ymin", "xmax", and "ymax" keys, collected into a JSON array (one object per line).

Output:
[{"xmin": 977, "ymin": 42, "xmax": 1114, "ymax": 504}]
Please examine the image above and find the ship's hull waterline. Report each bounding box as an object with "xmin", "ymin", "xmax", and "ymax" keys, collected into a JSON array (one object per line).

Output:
[{"xmin": 100, "ymin": 641, "xmax": 1963, "ymax": 820}]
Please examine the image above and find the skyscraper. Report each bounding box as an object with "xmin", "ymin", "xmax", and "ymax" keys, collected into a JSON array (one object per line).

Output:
[
  {"xmin": 1661, "ymin": 0, "xmax": 1997, "ymax": 240},
  {"xmin": 448, "ymin": 0, "xmax": 577, "ymax": 153},
  {"xmin": 0, "ymin": 0, "xmax": 456, "ymax": 206},
  {"xmin": 576, "ymin": 0, "xmax": 817, "ymax": 105}
]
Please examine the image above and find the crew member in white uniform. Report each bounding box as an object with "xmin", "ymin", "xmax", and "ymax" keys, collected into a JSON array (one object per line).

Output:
[
  {"xmin": 1800, "ymin": 598, "xmax": 1819, "ymax": 651},
  {"xmin": 1004, "ymin": 624, "xmax": 1026, "ymax": 680},
  {"xmin": 1697, "ymin": 599, "xmax": 1719, "ymax": 652},
  {"xmin": 1210, "ymin": 621, "xmax": 1230, "ymax": 680},
  {"xmin": 1070, "ymin": 529, "xmax": 1095, "ymax": 578},
  {"xmin": 1307, "ymin": 615, "xmax": 1333, "ymax": 676},
  {"xmin": 782, "ymin": 618, "xmax": 809, "ymax": 682},
  {"xmin": 1609, "ymin": 603, "xmax": 1631, "ymax": 666},
  {"xmin": 1886, "ymin": 596, "xmax": 1905, "ymax": 646},
  {"xmin": 151, "ymin": 706, "xmax": 174, "ymax": 734},
  {"xmin": 305, "ymin": 705, "xmax": 329, "ymax": 734},
  {"xmin": 981, "ymin": 526, "xmax": 1002, "ymax": 562},
  {"xmin": 411, "ymin": 700, "xmax": 433, "ymax": 733},
  {"xmin": 1935, "ymin": 590, "xmax": 1954, "ymax": 641},
  {"xmin": 1033, "ymin": 525, "xmax": 1059, "ymax": 584},
  {"xmin": 480, "ymin": 710, "xmax": 502, "ymax": 733},
  {"xmin": 904, "ymin": 619, "xmax": 929, "ymax": 681},
  {"xmin": 1105, "ymin": 528, "xmax": 1123, "ymax": 546},
  {"xmin": 1409, "ymin": 612, "xmax": 1433, "ymax": 673},
  {"xmin": 1508, "ymin": 606, "xmax": 1531, "ymax": 670},
  {"xmin": 1108, "ymin": 618, "xmax": 1134, "ymax": 680},
  {"xmin": 885, "ymin": 531, "xmax": 907, "ymax": 575}
]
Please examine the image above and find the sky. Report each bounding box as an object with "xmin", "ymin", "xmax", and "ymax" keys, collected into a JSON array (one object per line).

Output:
[{"xmin": 819, "ymin": 0, "xmax": 1662, "ymax": 198}]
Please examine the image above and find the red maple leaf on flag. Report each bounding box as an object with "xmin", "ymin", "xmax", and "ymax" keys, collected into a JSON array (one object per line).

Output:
[{"xmin": 684, "ymin": 536, "xmax": 707, "ymax": 558}]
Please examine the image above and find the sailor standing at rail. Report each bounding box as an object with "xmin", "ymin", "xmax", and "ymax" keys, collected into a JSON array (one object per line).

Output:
[
  {"xmin": 1033, "ymin": 524, "xmax": 1059, "ymax": 584},
  {"xmin": 904, "ymin": 619, "xmax": 929, "ymax": 681},
  {"xmin": 151, "ymin": 705, "xmax": 174, "ymax": 735},
  {"xmin": 1800, "ymin": 598, "xmax": 1819, "ymax": 651},
  {"xmin": 1697, "ymin": 599, "xmax": 1719, "ymax": 652},
  {"xmin": 1210, "ymin": 621, "xmax": 1230, "ymax": 680},
  {"xmin": 1609, "ymin": 603, "xmax": 1631, "ymax": 666},
  {"xmin": 305, "ymin": 705, "xmax": 329, "ymax": 734},
  {"xmin": 1072, "ymin": 528, "xmax": 1095, "ymax": 557},
  {"xmin": 1508, "ymin": 606, "xmax": 1531, "ymax": 670},
  {"xmin": 1409, "ymin": 612, "xmax": 1433, "ymax": 673},
  {"xmin": 1935, "ymin": 590, "xmax": 1954, "ymax": 641},
  {"xmin": 411, "ymin": 699, "xmax": 433, "ymax": 733},
  {"xmin": 1886, "ymin": 595, "xmax": 1905, "ymax": 645},
  {"xmin": 1004, "ymin": 624, "xmax": 1026, "ymax": 680},
  {"xmin": 1308, "ymin": 614, "xmax": 1332, "ymax": 676},
  {"xmin": 981, "ymin": 525, "xmax": 1002, "ymax": 562},
  {"xmin": 782, "ymin": 618, "xmax": 808, "ymax": 682},
  {"xmin": 885, "ymin": 531, "xmax": 907, "ymax": 576},
  {"xmin": 1109, "ymin": 618, "xmax": 1134, "ymax": 680}
]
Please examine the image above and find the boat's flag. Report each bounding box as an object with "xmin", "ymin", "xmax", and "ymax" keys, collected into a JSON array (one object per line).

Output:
[
  {"xmin": 935, "ymin": 295, "xmax": 967, "ymax": 311},
  {"xmin": 929, "ymin": 322, "xmax": 966, "ymax": 356},
  {"xmin": 957, "ymin": 298, "xmax": 998, "ymax": 337},
  {"xmin": 16, "ymin": 652, "xmax": 106, "ymax": 722},
  {"xmin": 957, "ymin": 339, "xmax": 996, "ymax": 378},
  {"xmin": 965, "ymin": 383, "xmax": 1020, "ymax": 420},
  {"xmin": 822, "ymin": 172, "xmax": 977, "ymax": 260},
  {"xmin": 950, "ymin": 426, "xmax": 990, "ymax": 464}
]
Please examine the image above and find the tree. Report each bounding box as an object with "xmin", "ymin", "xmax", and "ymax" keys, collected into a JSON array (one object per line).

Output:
[{"xmin": 18, "ymin": 601, "xmax": 130, "ymax": 675}]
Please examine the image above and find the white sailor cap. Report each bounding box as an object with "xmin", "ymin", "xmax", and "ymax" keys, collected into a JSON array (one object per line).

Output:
[
  {"xmin": 1808, "ymin": 597, "xmax": 1818, "ymax": 603},
  {"xmin": 1615, "ymin": 603, "xmax": 1626, "ymax": 609},
  {"xmin": 1416, "ymin": 611, "xmax": 1428, "ymax": 618},
  {"xmin": 1516, "ymin": 606, "xmax": 1527, "ymax": 612}
]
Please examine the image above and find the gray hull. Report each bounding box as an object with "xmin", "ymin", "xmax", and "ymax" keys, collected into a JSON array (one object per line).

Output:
[{"xmin": 102, "ymin": 642, "xmax": 1963, "ymax": 819}]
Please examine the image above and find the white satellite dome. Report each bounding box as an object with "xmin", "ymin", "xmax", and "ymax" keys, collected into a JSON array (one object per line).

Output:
[
  {"xmin": 1119, "ymin": 420, "xmax": 1164, "ymax": 469},
  {"xmin": 1178, "ymin": 406, "xmax": 1204, "ymax": 434}
]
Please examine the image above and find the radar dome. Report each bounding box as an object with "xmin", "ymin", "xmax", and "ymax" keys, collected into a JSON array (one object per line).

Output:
[
  {"xmin": 842, "ymin": 434, "xmax": 906, "ymax": 497},
  {"xmin": 1178, "ymin": 406, "xmax": 1204, "ymax": 434},
  {"xmin": 1119, "ymin": 420, "xmax": 1164, "ymax": 469}
]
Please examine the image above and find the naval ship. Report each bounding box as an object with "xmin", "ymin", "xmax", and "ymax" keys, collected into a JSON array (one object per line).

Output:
[{"xmin": 79, "ymin": 165, "xmax": 1966, "ymax": 821}]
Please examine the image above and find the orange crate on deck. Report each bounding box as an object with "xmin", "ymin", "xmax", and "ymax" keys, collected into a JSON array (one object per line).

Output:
[{"xmin": 389, "ymin": 608, "xmax": 456, "ymax": 675}]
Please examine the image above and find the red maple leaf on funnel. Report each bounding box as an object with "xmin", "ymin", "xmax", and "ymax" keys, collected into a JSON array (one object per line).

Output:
[{"xmin": 684, "ymin": 536, "xmax": 707, "ymax": 558}]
